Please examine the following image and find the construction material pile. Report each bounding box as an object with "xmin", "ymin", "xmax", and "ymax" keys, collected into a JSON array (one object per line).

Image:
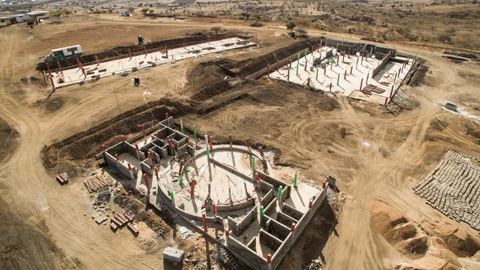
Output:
[{"xmin": 84, "ymin": 175, "xmax": 112, "ymax": 193}]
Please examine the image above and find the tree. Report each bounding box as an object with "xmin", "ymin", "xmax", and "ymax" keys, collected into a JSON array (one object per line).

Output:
[
  {"xmin": 50, "ymin": 11, "xmax": 63, "ymax": 22},
  {"xmin": 297, "ymin": 28, "xmax": 307, "ymax": 36},
  {"xmin": 211, "ymin": 26, "xmax": 221, "ymax": 35},
  {"xmin": 286, "ymin": 21, "xmax": 296, "ymax": 32},
  {"xmin": 141, "ymin": 8, "xmax": 150, "ymax": 14}
]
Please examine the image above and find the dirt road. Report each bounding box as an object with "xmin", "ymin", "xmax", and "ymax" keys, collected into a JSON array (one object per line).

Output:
[{"xmin": 1, "ymin": 16, "xmax": 480, "ymax": 270}]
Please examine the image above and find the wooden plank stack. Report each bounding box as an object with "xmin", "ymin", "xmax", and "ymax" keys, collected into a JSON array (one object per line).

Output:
[{"xmin": 83, "ymin": 175, "xmax": 111, "ymax": 193}]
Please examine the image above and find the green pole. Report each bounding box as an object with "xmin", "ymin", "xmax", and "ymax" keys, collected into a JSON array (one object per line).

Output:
[
  {"xmin": 296, "ymin": 61, "xmax": 299, "ymax": 76},
  {"xmin": 206, "ymin": 147, "xmax": 210, "ymax": 158},
  {"xmin": 260, "ymin": 206, "xmax": 264, "ymax": 217},
  {"xmin": 337, "ymin": 73, "xmax": 340, "ymax": 86},
  {"xmin": 193, "ymin": 125, "xmax": 197, "ymax": 143},
  {"xmin": 170, "ymin": 191, "xmax": 175, "ymax": 200},
  {"xmin": 304, "ymin": 49, "xmax": 307, "ymax": 57},
  {"xmin": 278, "ymin": 186, "xmax": 283, "ymax": 197},
  {"xmin": 179, "ymin": 177, "xmax": 183, "ymax": 186},
  {"xmin": 316, "ymin": 69, "xmax": 319, "ymax": 80},
  {"xmin": 288, "ymin": 68, "xmax": 290, "ymax": 81},
  {"xmin": 394, "ymin": 72, "xmax": 397, "ymax": 84},
  {"xmin": 297, "ymin": 53, "xmax": 300, "ymax": 61},
  {"xmin": 294, "ymin": 171, "xmax": 298, "ymax": 188},
  {"xmin": 251, "ymin": 156, "xmax": 255, "ymax": 170}
]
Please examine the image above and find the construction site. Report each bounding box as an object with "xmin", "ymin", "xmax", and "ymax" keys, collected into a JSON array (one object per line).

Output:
[{"xmin": 2, "ymin": 7, "xmax": 480, "ymax": 270}]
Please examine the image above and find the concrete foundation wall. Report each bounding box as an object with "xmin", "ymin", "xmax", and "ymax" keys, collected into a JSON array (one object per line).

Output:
[
  {"xmin": 260, "ymin": 229, "xmax": 282, "ymax": 251},
  {"xmin": 125, "ymin": 141, "xmax": 146, "ymax": 160},
  {"xmin": 267, "ymin": 218, "xmax": 291, "ymax": 240},
  {"xmin": 229, "ymin": 206, "xmax": 257, "ymax": 236},
  {"xmin": 372, "ymin": 51, "xmax": 391, "ymax": 78},
  {"xmin": 226, "ymin": 234, "xmax": 269, "ymax": 270},
  {"xmin": 105, "ymin": 142, "xmax": 125, "ymax": 156},
  {"xmin": 260, "ymin": 189, "xmax": 274, "ymax": 207},
  {"xmin": 257, "ymin": 171, "xmax": 286, "ymax": 193},
  {"xmin": 277, "ymin": 212, "xmax": 298, "ymax": 227},
  {"xmin": 217, "ymin": 197, "xmax": 255, "ymax": 212},
  {"xmin": 140, "ymin": 160, "xmax": 152, "ymax": 176},
  {"xmin": 269, "ymin": 188, "xmax": 327, "ymax": 270},
  {"xmin": 281, "ymin": 203, "xmax": 304, "ymax": 221},
  {"xmin": 259, "ymin": 180, "xmax": 274, "ymax": 194},
  {"xmin": 279, "ymin": 185, "xmax": 291, "ymax": 203},
  {"xmin": 245, "ymin": 49, "xmax": 308, "ymax": 83},
  {"xmin": 247, "ymin": 236, "xmax": 257, "ymax": 251}
]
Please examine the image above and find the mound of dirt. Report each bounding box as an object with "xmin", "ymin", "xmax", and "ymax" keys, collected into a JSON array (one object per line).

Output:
[
  {"xmin": 428, "ymin": 221, "xmax": 480, "ymax": 257},
  {"xmin": 371, "ymin": 201, "xmax": 471, "ymax": 270}
]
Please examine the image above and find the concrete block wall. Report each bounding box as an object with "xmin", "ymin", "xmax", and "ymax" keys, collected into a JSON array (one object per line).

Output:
[
  {"xmin": 105, "ymin": 142, "xmax": 125, "ymax": 156},
  {"xmin": 247, "ymin": 236, "xmax": 257, "ymax": 251},
  {"xmin": 216, "ymin": 197, "xmax": 255, "ymax": 212},
  {"xmin": 267, "ymin": 218, "xmax": 291, "ymax": 240},
  {"xmin": 277, "ymin": 212, "xmax": 298, "ymax": 228},
  {"xmin": 140, "ymin": 160, "xmax": 152, "ymax": 176},
  {"xmin": 260, "ymin": 189, "xmax": 274, "ymax": 207},
  {"xmin": 281, "ymin": 203, "xmax": 304, "ymax": 221},
  {"xmin": 226, "ymin": 234, "xmax": 269, "ymax": 270},
  {"xmin": 269, "ymin": 188, "xmax": 326, "ymax": 270},
  {"xmin": 372, "ymin": 51, "xmax": 392, "ymax": 78},
  {"xmin": 279, "ymin": 185, "xmax": 291, "ymax": 203},
  {"xmin": 257, "ymin": 171, "xmax": 286, "ymax": 193},
  {"xmin": 228, "ymin": 206, "xmax": 257, "ymax": 236},
  {"xmin": 260, "ymin": 229, "xmax": 283, "ymax": 251}
]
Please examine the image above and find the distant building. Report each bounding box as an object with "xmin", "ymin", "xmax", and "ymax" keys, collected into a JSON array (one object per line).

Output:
[
  {"xmin": 0, "ymin": 13, "xmax": 30, "ymax": 26},
  {"xmin": 119, "ymin": 10, "xmax": 130, "ymax": 17},
  {"xmin": 27, "ymin": 11, "xmax": 49, "ymax": 19}
]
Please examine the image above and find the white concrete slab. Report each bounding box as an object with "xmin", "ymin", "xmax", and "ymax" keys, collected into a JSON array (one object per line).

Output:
[
  {"xmin": 50, "ymin": 38, "xmax": 256, "ymax": 88},
  {"xmin": 269, "ymin": 47, "xmax": 415, "ymax": 104}
]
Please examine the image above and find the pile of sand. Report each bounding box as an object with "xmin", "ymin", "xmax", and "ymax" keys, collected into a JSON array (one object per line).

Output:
[
  {"xmin": 428, "ymin": 220, "xmax": 480, "ymax": 258},
  {"xmin": 370, "ymin": 201, "xmax": 468, "ymax": 270}
]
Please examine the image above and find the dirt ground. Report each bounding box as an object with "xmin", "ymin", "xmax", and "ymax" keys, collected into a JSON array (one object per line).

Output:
[{"xmin": 1, "ymin": 14, "xmax": 480, "ymax": 270}]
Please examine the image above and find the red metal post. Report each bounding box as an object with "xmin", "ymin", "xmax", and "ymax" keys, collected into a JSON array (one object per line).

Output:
[
  {"xmin": 143, "ymin": 45, "xmax": 147, "ymax": 56},
  {"xmin": 360, "ymin": 78, "xmax": 363, "ymax": 91},
  {"xmin": 165, "ymin": 45, "xmax": 168, "ymax": 58},
  {"xmin": 56, "ymin": 61, "xmax": 63, "ymax": 74},
  {"xmin": 209, "ymin": 136, "xmax": 214, "ymax": 151},
  {"xmin": 212, "ymin": 203, "xmax": 216, "ymax": 215},
  {"xmin": 202, "ymin": 213, "xmax": 208, "ymax": 232},
  {"xmin": 191, "ymin": 179, "xmax": 196, "ymax": 197},
  {"xmin": 95, "ymin": 55, "xmax": 99, "ymax": 66},
  {"xmin": 128, "ymin": 48, "xmax": 132, "ymax": 59},
  {"xmin": 45, "ymin": 61, "xmax": 52, "ymax": 74},
  {"xmin": 49, "ymin": 76, "xmax": 55, "ymax": 89},
  {"xmin": 143, "ymin": 173, "xmax": 150, "ymax": 189},
  {"xmin": 76, "ymin": 58, "xmax": 83, "ymax": 69}
]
